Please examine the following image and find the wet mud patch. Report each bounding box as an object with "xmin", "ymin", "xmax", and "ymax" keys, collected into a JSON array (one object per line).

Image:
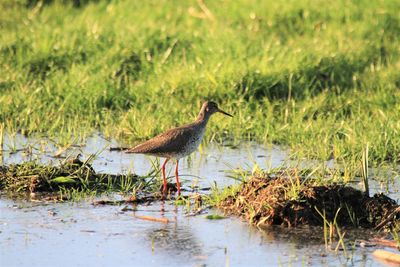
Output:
[{"xmin": 219, "ymin": 171, "xmax": 399, "ymax": 229}]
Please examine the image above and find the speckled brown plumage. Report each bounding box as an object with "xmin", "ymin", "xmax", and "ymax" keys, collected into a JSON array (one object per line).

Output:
[
  {"xmin": 126, "ymin": 101, "xmax": 232, "ymax": 195},
  {"xmin": 126, "ymin": 121, "xmax": 205, "ymax": 159}
]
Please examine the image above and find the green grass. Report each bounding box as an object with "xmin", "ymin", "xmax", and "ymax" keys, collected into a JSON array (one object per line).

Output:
[
  {"xmin": 205, "ymin": 214, "xmax": 225, "ymax": 220},
  {"xmin": 392, "ymin": 222, "xmax": 400, "ymax": 246},
  {"xmin": 1, "ymin": 0, "xmax": 400, "ymax": 167},
  {"xmin": 212, "ymin": 166, "xmax": 399, "ymax": 232},
  {"xmin": 0, "ymin": 157, "xmax": 155, "ymax": 200}
]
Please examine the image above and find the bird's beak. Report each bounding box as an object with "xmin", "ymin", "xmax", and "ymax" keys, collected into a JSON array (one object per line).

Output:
[{"xmin": 218, "ymin": 108, "xmax": 233, "ymax": 117}]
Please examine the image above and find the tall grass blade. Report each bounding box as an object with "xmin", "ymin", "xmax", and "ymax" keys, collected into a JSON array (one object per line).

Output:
[{"xmin": 361, "ymin": 144, "xmax": 369, "ymax": 197}]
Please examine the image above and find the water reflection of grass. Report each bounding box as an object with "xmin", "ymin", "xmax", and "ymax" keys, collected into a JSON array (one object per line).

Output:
[{"xmin": 1, "ymin": 0, "xmax": 400, "ymax": 168}]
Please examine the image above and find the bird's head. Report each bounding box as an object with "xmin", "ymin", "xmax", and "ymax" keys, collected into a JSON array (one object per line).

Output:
[{"xmin": 198, "ymin": 101, "xmax": 232, "ymax": 121}]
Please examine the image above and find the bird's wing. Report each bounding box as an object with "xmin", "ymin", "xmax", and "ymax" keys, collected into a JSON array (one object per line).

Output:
[{"xmin": 126, "ymin": 124, "xmax": 196, "ymax": 155}]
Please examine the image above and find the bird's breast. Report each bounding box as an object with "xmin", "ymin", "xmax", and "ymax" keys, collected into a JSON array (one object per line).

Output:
[{"xmin": 176, "ymin": 126, "xmax": 206, "ymax": 158}]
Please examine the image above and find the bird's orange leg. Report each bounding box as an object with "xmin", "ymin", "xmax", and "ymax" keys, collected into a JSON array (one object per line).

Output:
[
  {"xmin": 175, "ymin": 160, "xmax": 181, "ymax": 195},
  {"xmin": 161, "ymin": 158, "xmax": 169, "ymax": 194}
]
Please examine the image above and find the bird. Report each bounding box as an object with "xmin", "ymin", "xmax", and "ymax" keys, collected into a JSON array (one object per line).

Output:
[{"xmin": 126, "ymin": 101, "xmax": 232, "ymax": 195}]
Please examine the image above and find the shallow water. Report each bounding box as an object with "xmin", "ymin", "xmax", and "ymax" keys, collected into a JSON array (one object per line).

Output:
[
  {"xmin": 1, "ymin": 134, "xmax": 399, "ymax": 266},
  {"xmin": 1, "ymin": 199, "xmax": 395, "ymax": 267},
  {"xmin": 1, "ymin": 134, "xmax": 289, "ymax": 189}
]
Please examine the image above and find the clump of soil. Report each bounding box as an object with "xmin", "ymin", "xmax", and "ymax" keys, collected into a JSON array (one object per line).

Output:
[
  {"xmin": 0, "ymin": 158, "xmax": 138, "ymax": 194},
  {"xmin": 219, "ymin": 171, "xmax": 399, "ymax": 229}
]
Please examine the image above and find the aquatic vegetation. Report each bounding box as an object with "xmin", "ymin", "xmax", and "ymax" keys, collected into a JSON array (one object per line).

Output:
[
  {"xmin": 0, "ymin": 157, "xmax": 147, "ymax": 200},
  {"xmin": 392, "ymin": 222, "xmax": 400, "ymax": 247},
  {"xmin": 205, "ymin": 214, "xmax": 225, "ymax": 220}
]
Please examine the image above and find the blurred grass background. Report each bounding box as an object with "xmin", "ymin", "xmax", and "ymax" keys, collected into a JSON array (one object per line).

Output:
[{"xmin": 1, "ymin": 0, "xmax": 400, "ymax": 165}]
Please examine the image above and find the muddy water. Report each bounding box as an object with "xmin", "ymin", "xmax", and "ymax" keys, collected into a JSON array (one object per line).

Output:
[{"xmin": 1, "ymin": 135, "xmax": 399, "ymax": 266}]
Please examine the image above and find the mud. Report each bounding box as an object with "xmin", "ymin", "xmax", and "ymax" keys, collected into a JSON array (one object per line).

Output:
[{"xmin": 219, "ymin": 171, "xmax": 399, "ymax": 229}]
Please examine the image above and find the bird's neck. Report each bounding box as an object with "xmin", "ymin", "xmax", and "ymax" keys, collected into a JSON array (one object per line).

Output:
[{"xmin": 195, "ymin": 109, "xmax": 211, "ymax": 125}]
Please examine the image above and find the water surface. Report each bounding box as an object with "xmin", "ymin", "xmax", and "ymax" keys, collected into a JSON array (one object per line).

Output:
[{"xmin": 1, "ymin": 135, "xmax": 398, "ymax": 267}]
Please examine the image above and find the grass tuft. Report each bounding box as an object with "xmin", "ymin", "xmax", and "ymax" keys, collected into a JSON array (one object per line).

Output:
[
  {"xmin": 216, "ymin": 168, "xmax": 399, "ymax": 229},
  {"xmin": 0, "ymin": 157, "xmax": 146, "ymax": 200}
]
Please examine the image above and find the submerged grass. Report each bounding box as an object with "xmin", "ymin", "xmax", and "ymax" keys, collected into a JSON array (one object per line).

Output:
[{"xmin": 1, "ymin": 0, "xmax": 400, "ymax": 167}]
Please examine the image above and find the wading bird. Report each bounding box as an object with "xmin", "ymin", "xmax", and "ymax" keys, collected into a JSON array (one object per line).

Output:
[{"xmin": 126, "ymin": 101, "xmax": 232, "ymax": 195}]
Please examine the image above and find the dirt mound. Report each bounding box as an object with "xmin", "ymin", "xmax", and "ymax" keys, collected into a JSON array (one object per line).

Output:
[{"xmin": 219, "ymin": 172, "xmax": 399, "ymax": 229}]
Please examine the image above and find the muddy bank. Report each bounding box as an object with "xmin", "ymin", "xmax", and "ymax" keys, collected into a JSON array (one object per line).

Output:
[
  {"xmin": 0, "ymin": 157, "xmax": 140, "ymax": 197},
  {"xmin": 219, "ymin": 170, "xmax": 399, "ymax": 229}
]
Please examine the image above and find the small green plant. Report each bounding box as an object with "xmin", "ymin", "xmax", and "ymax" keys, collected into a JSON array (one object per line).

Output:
[
  {"xmin": 286, "ymin": 169, "xmax": 302, "ymax": 200},
  {"xmin": 391, "ymin": 222, "xmax": 400, "ymax": 247},
  {"xmin": 0, "ymin": 123, "xmax": 3, "ymax": 150},
  {"xmin": 204, "ymin": 181, "xmax": 241, "ymax": 207},
  {"xmin": 315, "ymin": 207, "xmax": 348, "ymax": 257},
  {"xmin": 174, "ymin": 195, "xmax": 190, "ymax": 208},
  {"xmin": 205, "ymin": 214, "xmax": 225, "ymax": 220},
  {"xmin": 344, "ymin": 203, "xmax": 359, "ymax": 227},
  {"xmin": 361, "ymin": 144, "xmax": 370, "ymax": 197}
]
